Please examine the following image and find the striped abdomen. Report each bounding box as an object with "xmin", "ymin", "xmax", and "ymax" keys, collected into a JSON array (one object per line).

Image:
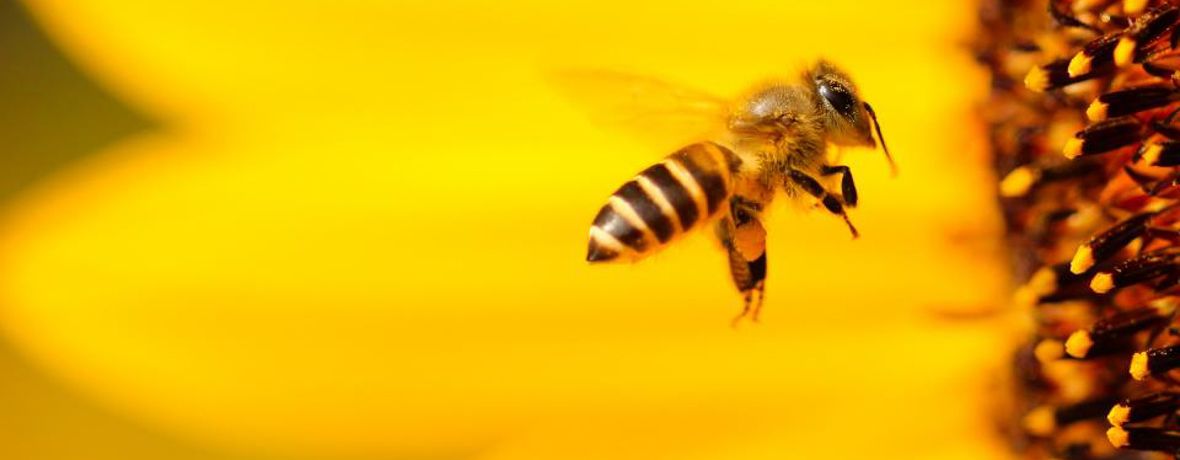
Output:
[{"xmin": 586, "ymin": 142, "xmax": 739, "ymax": 262}]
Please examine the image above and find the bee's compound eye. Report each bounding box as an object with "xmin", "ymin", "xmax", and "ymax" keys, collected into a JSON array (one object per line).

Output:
[{"xmin": 818, "ymin": 82, "xmax": 855, "ymax": 116}]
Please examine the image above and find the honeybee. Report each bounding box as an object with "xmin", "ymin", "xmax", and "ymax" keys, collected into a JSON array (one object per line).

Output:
[{"xmin": 579, "ymin": 61, "xmax": 894, "ymax": 323}]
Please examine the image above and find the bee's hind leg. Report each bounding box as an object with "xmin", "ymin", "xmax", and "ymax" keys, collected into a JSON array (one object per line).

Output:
[
  {"xmin": 728, "ymin": 253, "xmax": 766, "ymax": 326},
  {"xmin": 718, "ymin": 198, "xmax": 768, "ymax": 325},
  {"xmin": 787, "ymin": 168, "xmax": 859, "ymax": 238}
]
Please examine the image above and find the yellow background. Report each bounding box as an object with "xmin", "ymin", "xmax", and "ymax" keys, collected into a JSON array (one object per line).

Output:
[{"xmin": 1, "ymin": 1, "xmax": 1011, "ymax": 459}]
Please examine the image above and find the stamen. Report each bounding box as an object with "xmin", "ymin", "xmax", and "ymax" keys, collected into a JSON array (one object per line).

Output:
[
  {"xmin": 1125, "ymin": 0, "xmax": 1149, "ymax": 16},
  {"xmin": 1091, "ymin": 272, "xmax": 1115, "ymax": 293},
  {"xmin": 1063, "ymin": 331, "xmax": 1093, "ymax": 358},
  {"xmin": 1070, "ymin": 244, "xmax": 1095, "ymax": 274},
  {"xmin": 1024, "ymin": 64, "xmax": 1051, "ymax": 93},
  {"xmin": 1034, "ymin": 338, "xmax": 1065, "ymax": 363},
  {"xmin": 1026, "ymin": 58, "xmax": 1106, "ymax": 92},
  {"xmin": 1090, "ymin": 248, "xmax": 1180, "ymax": 294},
  {"xmin": 1117, "ymin": 5, "xmax": 1180, "ymax": 65},
  {"xmin": 1022, "ymin": 406, "xmax": 1056, "ymax": 436},
  {"xmin": 1143, "ymin": 61, "xmax": 1178, "ymax": 78},
  {"xmin": 1142, "ymin": 140, "xmax": 1180, "ymax": 166},
  {"xmin": 1131, "ymin": 345, "xmax": 1180, "ymax": 380},
  {"xmin": 1025, "ymin": 398, "xmax": 1119, "ymax": 436},
  {"xmin": 1107, "ymin": 426, "xmax": 1180, "ymax": 451},
  {"xmin": 1064, "ymin": 117, "xmax": 1144, "ymax": 160},
  {"xmin": 1070, "ymin": 212, "xmax": 1155, "ymax": 274},
  {"xmin": 1086, "ymin": 86, "xmax": 1176, "ymax": 122},
  {"xmin": 1086, "ymin": 99, "xmax": 1109, "ymax": 122},
  {"xmin": 1115, "ymin": 36, "xmax": 1137, "ymax": 67},
  {"xmin": 1017, "ymin": 263, "xmax": 1085, "ymax": 306},
  {"xmin": 1000, "ymin": 165, "xmax": 1040, "ymax": 197},
  {"xmin": 1065, "ymin": 303, "xmax": 1175, "ymax": 358},
  {"xmin": 1140, "ymin": 142, "xmax": 1164, "ymax": 165},
  {"xmin": 1068, "ymin": 33, "xmax": 1122, "ymax": 77},
  {"xmin": 1108, "ymin": 392, "xmax": 1180, "ymax": 426}
]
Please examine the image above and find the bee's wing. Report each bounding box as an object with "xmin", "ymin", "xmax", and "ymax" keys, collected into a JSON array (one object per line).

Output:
[{"xmin": 550, "ymin": 69, "xmax": 731, "ymax": 151}]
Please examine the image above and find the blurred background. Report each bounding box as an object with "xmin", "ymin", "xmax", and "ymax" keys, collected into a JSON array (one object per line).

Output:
[{"xmin": 0, "ymin": 1, "xmax": 1012, "ymax": 459}]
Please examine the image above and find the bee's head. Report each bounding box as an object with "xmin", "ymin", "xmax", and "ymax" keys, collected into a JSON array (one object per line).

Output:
[
  {"xmin": 807, "ymin": 61, "xmax": 872, "ymax": 146},
  {"xmin": 806, "ymin": 60, "xmax": 894, "ymax": 173}
]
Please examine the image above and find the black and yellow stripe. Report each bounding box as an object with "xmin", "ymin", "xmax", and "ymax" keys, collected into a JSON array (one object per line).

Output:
[{"xmin": 586, "ymin": 142, "xmax": 739, "ymax": 262}]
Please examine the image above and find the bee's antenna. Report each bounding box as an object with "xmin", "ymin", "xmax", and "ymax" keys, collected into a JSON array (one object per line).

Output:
[{"xmin": 863, "ymin": 102, "xmax": 897, "ymax": 177}]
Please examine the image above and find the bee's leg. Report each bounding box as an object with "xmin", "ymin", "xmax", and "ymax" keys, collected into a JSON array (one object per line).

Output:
[
  {"xmin": 820, "ymin": 164, "xmax": 857, "ymax": 207},
  {"xmin": 717, "ymin": 198, "xmax": 767, "ymax": 325},
  {"xmin": 786, "ymin": 168, "xmax": 859, "ymax": 238}
]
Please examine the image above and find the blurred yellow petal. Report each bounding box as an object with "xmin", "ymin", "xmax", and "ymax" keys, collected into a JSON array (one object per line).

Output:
[{"xmin": 2, "ymin": 1, "xmax": 1008, "ymax": 458}]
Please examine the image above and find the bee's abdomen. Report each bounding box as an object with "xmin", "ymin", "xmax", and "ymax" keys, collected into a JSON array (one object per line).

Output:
[{"xmin": 587, "ymin": 142, "xmax": 737, "ymax": 262}]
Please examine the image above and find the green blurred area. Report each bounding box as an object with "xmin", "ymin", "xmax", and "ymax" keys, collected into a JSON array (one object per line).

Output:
[
  {"xmin": 0, "ymin": 4, "xmax": 466, "ymax": 457},
  {"xmin": 0, "ymin": 1, "xmax": 233, "ymax": 458},
  {"xmin": 0, "ymin": 0, "xmax": 146, "ymax": 199}
]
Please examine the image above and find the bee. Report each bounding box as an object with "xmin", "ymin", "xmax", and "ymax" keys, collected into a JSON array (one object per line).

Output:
[{"xmin": 581, "ymin": 61, "xmax": 894, "ymax": 322}]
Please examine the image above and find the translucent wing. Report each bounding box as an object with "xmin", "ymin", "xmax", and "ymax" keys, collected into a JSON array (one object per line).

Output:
[{"xmin": 550, "ymin": 69, "xmax": 731, "ymax": 151}]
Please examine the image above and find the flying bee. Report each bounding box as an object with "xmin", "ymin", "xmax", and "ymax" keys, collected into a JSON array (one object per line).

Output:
[{"xmin": 577, "ymin": 60, "xmax": 894, "ymax": 322}]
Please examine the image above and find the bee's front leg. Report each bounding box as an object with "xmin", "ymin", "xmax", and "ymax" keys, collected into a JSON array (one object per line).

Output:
[
  {"xmin": 821, "ymin": 164, "xmax": 857, "ymax": 207},
  {"xmin": 717, "ymin": 197, "xmax": 767, "ymax": 325},
  {"xmin": 786, "ymin": 168, "xmax": 859, "ymax": 238}
]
